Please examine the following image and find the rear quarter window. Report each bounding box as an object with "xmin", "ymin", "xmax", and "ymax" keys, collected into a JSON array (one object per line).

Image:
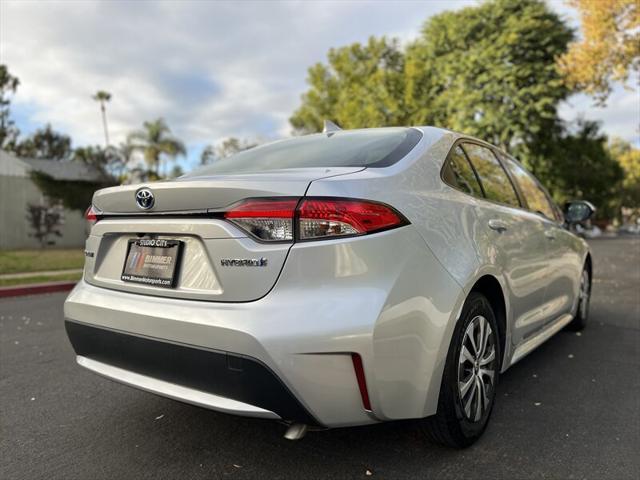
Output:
[
  {"xmin": 462, "ymin": 143, "xmax": 520, "ymax": 208},
  {"xmin": 442, "ymin": 145, "xmax": 484, "ymax": 197}
]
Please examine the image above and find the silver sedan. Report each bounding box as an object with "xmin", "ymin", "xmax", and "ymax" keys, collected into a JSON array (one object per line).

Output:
[{"xmin": 65, "ymin": 125, "xmax": 593, "ymax": 447}]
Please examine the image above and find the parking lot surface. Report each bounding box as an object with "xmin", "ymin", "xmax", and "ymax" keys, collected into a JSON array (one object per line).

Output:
[{"xmin": 1, "ymin": 237, "xmax": 638, "ymax": 479}]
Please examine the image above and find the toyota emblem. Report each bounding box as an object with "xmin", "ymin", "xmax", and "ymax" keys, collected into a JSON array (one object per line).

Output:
[{"xmin": 135, "ymin": 188, "xmax": 155, "ymax": 210}]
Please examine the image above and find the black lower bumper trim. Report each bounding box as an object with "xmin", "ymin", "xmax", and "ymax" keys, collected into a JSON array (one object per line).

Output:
[{"xmin": 65, "ymin": 320, "xmax": 319, "ymax": 426}]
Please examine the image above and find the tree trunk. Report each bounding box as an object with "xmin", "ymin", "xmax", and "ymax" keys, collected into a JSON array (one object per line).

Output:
[{"xmin": 100, "ymin": 103, "xmax": 110, "ymax": 147}]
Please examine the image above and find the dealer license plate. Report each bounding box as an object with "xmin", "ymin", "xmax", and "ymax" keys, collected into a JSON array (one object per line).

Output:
[{"xmin": 121, "ymin": 238, "xmax": 183, "ymax": 288}]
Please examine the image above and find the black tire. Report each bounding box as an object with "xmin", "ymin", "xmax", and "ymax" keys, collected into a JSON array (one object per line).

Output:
[
  {"xmin": 420, "ymin": 292, "xmax": 501, "ymax": 448},
  {"xmin": 567, "ymin": 266, "xmax": 591, "ymax": 331}
]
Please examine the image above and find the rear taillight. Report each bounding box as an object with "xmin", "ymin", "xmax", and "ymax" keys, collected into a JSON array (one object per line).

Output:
[
  {"xmin": 85, "ymin": 205, "xmax": 101, "ymax": 225},
  {"xmin": 224, "ymin": 198, "xmax": 298, "ymax": 241},
  {"xmin": 224, "ymin": 197, "xmax": 408, "ymax": 242},
  {"xmin": 298, "ymin": 198, "xmax": 407, "ymax": 240}
]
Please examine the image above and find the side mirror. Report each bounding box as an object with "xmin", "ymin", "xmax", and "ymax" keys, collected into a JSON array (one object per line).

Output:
[{"xmin": 564, "ymin": 200, "xmax": 595, "ymax": 224}]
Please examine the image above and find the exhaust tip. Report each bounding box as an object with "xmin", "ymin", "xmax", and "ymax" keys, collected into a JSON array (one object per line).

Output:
[{"xmin": 284, "ymin": 423, "xmax": 308, "ymax": 440}]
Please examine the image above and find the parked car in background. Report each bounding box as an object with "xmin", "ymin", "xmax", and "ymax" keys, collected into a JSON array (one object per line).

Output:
[
  {"xmin": 619, "ymin": 223, "xmax": 640, "ymax": 235},
  {"xmin": 575, "ymin": 223, "xmax": 602, "ymax": 239},
  {"xmin": 64, "ymin": 125, "xmax": 594, "ymax": 448}
]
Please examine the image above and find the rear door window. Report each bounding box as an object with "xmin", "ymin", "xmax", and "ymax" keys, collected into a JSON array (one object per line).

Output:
[
  {"xmin": 499, "ymin": 153, "xmax": 556, "ymax": 220},
  {"xmin": 461, "ymin": 143, "xmax": 520, "ymax": 208},
  {"xmin": 442, "ymin": 145, "xmax": 484, "ymax": 197}
]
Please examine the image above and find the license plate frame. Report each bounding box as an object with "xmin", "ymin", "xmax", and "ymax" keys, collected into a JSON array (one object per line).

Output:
[{"xmin": 121, "ymin": 238, "xmax": 184, "ymax": 289}]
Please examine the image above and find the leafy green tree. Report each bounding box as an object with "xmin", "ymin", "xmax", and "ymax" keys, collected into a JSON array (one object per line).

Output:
[
  {"xmin": 170, "ymin": 164, "xmax": 184, "ymax": 178},
  {"xmin": 73, "ymin": 145, "xmax": 108, "ymax": 170},
  {"xmin": 0, "ymin": 64, "xmax": 20, "ymax": 150},
  {"xmin": 200, "ymin": 145, "xmax": 216, "ymax": 165},
  {"xmin": 127, "ymin": 118, "xmax": 186, "ymax": 177},
  {"xmin": 608, "ymin": 137, "xmax": 640, "ymax": 209},
  {"xmin": 200, "ymin": 137, "xmax": 259, "ymax": 165},
  {"xmin": 72, "ymin": 144, "xmax": 127, "ymax": 180},
  {"xmin": 404, "ymin": 0, "xmax": 573, "ymax": 178},
  {"xmin": 109, "ymin": 141, "xmax": 135, "ymax": 181},
  {"xmin": 13, "ymin": 124, "xmax": 73, "ymax": 160},
  {"xmin": 290, "ymin": 0, "xmax": 573, "ymax": 185},
  {"xmin": 550, "ymin": 120, "xmax": 624, "ymax": 219},
  {"xmin": 290, "ymin": 36, "xmax": 406, "ymax": 133}
]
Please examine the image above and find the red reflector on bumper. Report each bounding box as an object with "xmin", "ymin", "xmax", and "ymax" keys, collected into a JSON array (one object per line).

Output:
[{"xmin": 351, "ymin": 353, "xmax": 372, "ymax": 411}]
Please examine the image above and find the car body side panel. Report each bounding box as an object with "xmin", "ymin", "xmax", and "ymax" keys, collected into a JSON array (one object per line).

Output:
[
  {"xmin": 541, "ymin": 220, "xmax": 588, "ymax": 319},
  {"xmin": 277, "ymin": 226, "xmax": 463, "ymax": 421},
  {"xmin": 307, "ymin": 126, "xmax": 588, "ymax": 373},
  {"xmin": 469, "ymin": 202, "xmax": 553, "ymax": 348}
]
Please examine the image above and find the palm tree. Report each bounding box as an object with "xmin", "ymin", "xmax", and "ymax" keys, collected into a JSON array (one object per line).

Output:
[
  {"xmin": 92, "ymin": 91, "xmax": 112, "ymax": 147},
  {"xmin": 127, "ymin": 118, "xmax": 186, "ymax": 177}
]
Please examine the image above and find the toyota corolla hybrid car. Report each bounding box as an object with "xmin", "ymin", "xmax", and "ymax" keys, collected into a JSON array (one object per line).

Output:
[{"xmin": 64, "ymin": 124, "xmax": 594, "ymax": 448}]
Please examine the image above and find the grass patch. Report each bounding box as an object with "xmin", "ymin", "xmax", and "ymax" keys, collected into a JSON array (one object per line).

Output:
[
  {"xmin": 0, "ymin": 249, "xmax": 85, "ymax": 274},
  {"xmin": 0, "ymin": 272, "xmax": 82, "ymax": 288}
]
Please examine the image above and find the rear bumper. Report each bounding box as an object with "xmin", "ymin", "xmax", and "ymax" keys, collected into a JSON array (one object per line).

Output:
[
  {"xmin": 64, "ymin": 227, "xmax": 463, "ymax": 427},
  {"xmin": 65, "ymin": 320, "xmax": 318, "ymax": 425}
]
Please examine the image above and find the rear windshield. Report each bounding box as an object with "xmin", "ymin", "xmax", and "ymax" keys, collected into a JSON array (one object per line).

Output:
[{"xmin": 186, "ymin": 128, "xmax": 422, "ymax": 176}]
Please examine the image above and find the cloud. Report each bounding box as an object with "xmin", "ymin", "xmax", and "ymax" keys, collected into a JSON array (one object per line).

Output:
[
  {"xmin": 1, "ymin": 0, "xmax": 637, "ymax": 173},
  {"xmin": 1, "ymin": 1, "xmax": 429, "ymax": 148}
]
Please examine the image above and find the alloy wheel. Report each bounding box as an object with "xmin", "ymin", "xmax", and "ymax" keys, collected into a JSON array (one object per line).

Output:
[{"xmin": 457, "ymin": 315, "xmax": 497, "ymax": 422}]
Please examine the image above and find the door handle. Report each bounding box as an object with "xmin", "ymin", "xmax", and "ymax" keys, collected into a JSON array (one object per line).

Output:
[
  {"xmin": 488, "ymin": 219, "xmax": 508, "ymax": 233},
  {"xmin": 544, "ymin": 230, "xmax": 556, "ymax": 240}
]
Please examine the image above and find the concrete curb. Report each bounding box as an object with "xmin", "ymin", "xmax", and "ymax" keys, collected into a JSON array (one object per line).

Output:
[{"xmin": 0, "ymin": 281, "xmax": 77, "ymax": 298}]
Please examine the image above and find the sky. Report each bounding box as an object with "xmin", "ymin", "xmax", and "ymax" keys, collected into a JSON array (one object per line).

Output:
[{"xmin": 1, "ymin": 0, "xmax": 638, "ymax": 172}]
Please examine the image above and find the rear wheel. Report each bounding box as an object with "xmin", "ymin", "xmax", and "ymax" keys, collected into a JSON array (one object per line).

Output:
[
  {"xmin": 421, "ymin": 292, "xmax": 500, "ymax": 448},
  {"xmin": 567, "ymin": 267, "xmax": 590, "ymax": 331}
]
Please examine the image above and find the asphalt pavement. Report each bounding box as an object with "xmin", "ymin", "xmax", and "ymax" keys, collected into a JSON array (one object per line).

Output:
[{"xmin": 1, "ymin": 237, "xmax": 638, "ymax": 479}]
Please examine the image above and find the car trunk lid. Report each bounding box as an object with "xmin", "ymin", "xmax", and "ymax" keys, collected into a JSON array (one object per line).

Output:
[
  {"xmin": 84, "ymin": 167, "xmax": 363, "ymax": 302},
  {"xmin": 92, "ymin": 168, "xmax": 362, "ymax": 214}
]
